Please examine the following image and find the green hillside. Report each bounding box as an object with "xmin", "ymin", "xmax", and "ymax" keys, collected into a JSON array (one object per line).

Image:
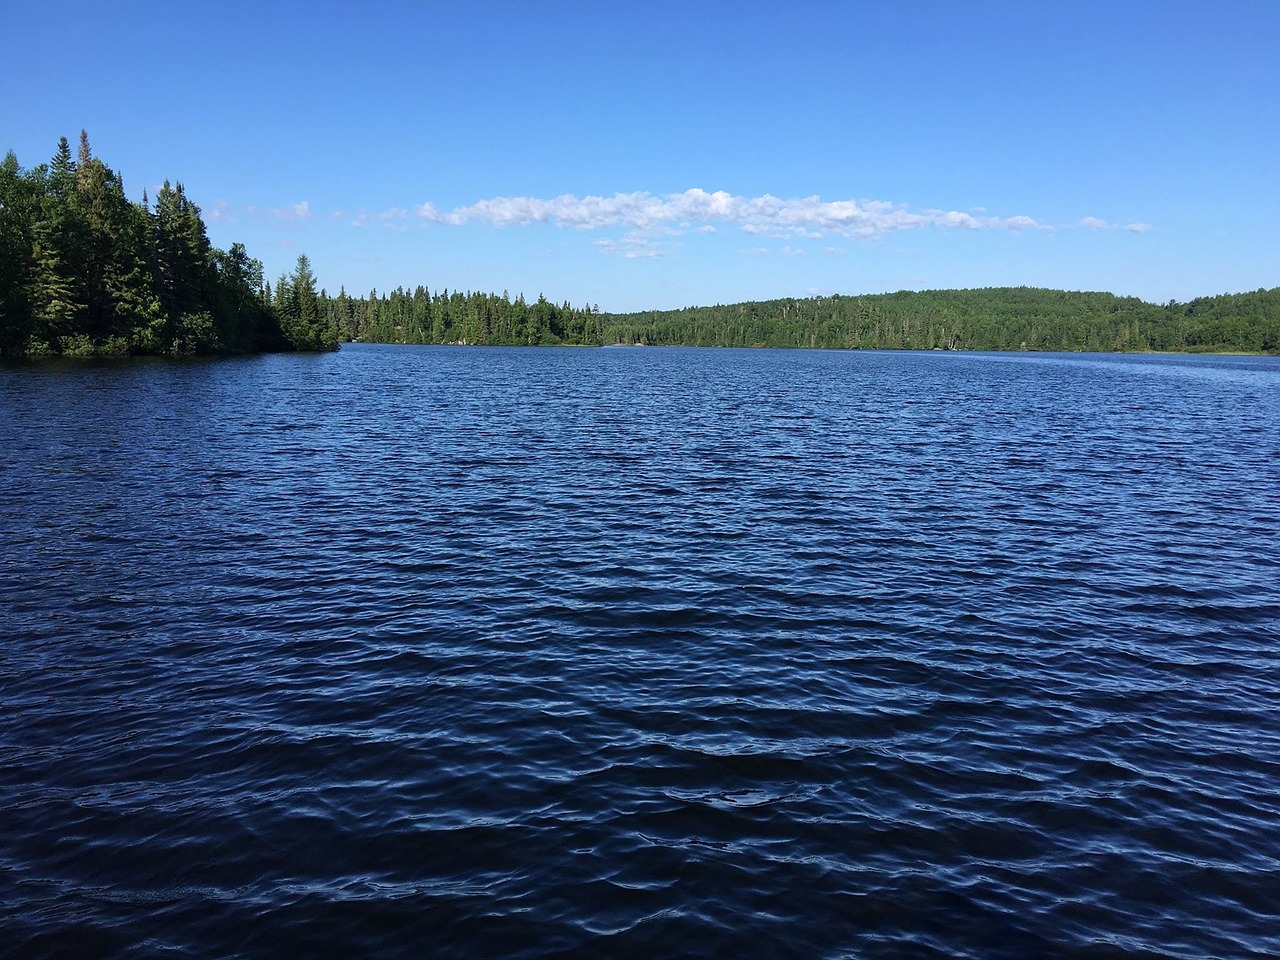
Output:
[{"xmin": 599, "ymin": 286, "xmax": 1280, "ymax": 354}]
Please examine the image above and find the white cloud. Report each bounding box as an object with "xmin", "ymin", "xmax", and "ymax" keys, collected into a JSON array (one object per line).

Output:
[
  {"xmin": 594, "ymin": 236, "xmax": 665, "ymax": 259},
  {"xmin": 931, "ymin": 210, "xmax": 982, "ymax": 229},
  {"xmin": 416, "ymin": 188, "xmax": 1047, "ymax": 240},
  {"xmin": 269, "ymin": 201, "xmax": 313, "ymax": 221},
  {"xmin": 1003, "ymin": 215, "xmax": 1041, "ymax": 231},
  {"xmin": 1079, "ymin": 216, "xmax": 1152, "ymax": 234},
  {"xmin": 206, "ymin": 199, "xmax": 235, "ymax": 223},
  {"xmin": 353, "ymin": 208, "xmax": 410, "ymax": 231}
]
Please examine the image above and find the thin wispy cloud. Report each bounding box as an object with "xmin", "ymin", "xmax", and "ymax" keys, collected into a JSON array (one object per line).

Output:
[
  {"xmin": 206, "ymin": 199, "xmax": 235, "ymax": 223},
  {"xmin": 269, "ymin": 201, "xmax": 313, "ymax": 221},
  {"xmin": 1079, "ymin": 216, "xmax": 1151, "ymax": 233},
  {"xmin": 352, "ymin": 208, "xmax": 410, "ymax": 231},
  {"xmin": 594, "ymin": 236, "xmax": 666, "ymax": 259},
  {"xmin": 417, "ymin": 188, "xmax": 1051, "ymax": 240}
]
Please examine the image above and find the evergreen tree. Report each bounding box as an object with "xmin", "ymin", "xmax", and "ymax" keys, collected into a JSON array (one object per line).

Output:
[
  {"xmin": 0, "ymin": 133, "xmax": 303, "ymax": 357},
  {"xmin": 73, "ymin": 132, "xmax": 157, "ymax": 348},
  {"xmin": 3, "ymin": 132, "xmax": 1276, "ymax": 358},
  {"xmin": 0, "ymin": 152, "xmax": 35, "ymax": 355},
  {"xmin": 150, "ymin": 180, "xmax": 214, "ymax": 340},
  {"xmin": 276, "ymin": 254, "xmax": 334, "ymax": 351},
  {"xmin": 29, "ymin": 138, "xmax": 88, "ymax": 348},
  {"xmin": 211, "ymin": 241, "xmax": 274, "ymax": 352}
]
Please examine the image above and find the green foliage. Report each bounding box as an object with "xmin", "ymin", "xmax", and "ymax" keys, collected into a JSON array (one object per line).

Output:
[
  {"xmin": 335, "ymin": 285, "xmax": 601, "ymax": 347},
  {"xmin": 5, "ymin": 136, "xmax": 1272, "ymax": 359},
  {"xmin": 171, "ymin": 312, "xmax": 218, "ymax": 355},
  {"xmin": 57, "ymin": 334, "xmax": 96, "ymax": 357},
  {"xmin": 277, "ymin": 253, "xmax": 336, "ymax": 351},
  {"xmin": 0, "ymin": 154, "xmax": 32, "ymax": 351},
  {"xmin": 0, "ymin": 133, "xmax": 325, "ymax": 358},
  {"xmin": 322, "ymin": 282, "xmax": 1277, "ymax": 355},
  {"xmin": 598, "ymin": 286, "xmax": 1280, "ymax": 354}
]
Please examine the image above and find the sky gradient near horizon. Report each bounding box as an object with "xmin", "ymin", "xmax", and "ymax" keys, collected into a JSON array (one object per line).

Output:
[{"xmin": 4, "ymin": 0, "xmax": 1277, "ymax": 312}]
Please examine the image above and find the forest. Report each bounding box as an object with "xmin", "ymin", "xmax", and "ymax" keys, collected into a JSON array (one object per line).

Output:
[
  {"xmin": 597, "ymin": 286, "xmax": 1280, "ymax": 354},
  {"xmin": 0, "ymin": 133, "xmax": 334, "ymax": 357},
  {"xmin": 317, "ymin": 285, "xmax": 1280, "ymax": 355},
  {"xmin": 4, "ymin": 134, "xmax": 1277, "ymax": 358},
  {"xmin": 320, "ymin": 286, "xmax": 602, "ymax": 347}
]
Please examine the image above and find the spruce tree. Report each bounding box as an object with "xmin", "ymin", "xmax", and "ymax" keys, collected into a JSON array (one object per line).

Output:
[
  {"xmin": 277, "ymin": 253, "xmax": 333, "ymax": 350},
  {"xmin": 29, "ymin": 138, "xmax": 88, "ymax": 347},
  {"xmin": 0, "ymin": 151, "xmax": 34, "ymax": 355}
]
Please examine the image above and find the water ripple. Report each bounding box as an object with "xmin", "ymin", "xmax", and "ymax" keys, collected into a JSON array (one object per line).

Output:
[{"xmin": 2, "ymin": 347, "xmax": 1279, "ymax": 958}]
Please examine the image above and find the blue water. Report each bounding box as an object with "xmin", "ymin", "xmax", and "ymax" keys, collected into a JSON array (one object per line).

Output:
[{"xmin": 2, "ymin": 345, "xmax": 1279, "ymax": 958}]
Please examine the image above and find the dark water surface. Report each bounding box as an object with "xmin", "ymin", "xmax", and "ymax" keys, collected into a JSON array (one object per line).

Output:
[{"xmin": 3, "ymin": 345, "xmax": 1279, "ymax": 958}]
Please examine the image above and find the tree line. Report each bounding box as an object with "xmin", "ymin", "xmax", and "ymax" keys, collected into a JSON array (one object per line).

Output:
[
  {"xmin": 4, "ymin": 134, "xmax": 1276, "ymax": 358},
  {"xmin": 339, "ymin": 284, "xmax": 1280, "ymax": 356},
  {"xmin": 0, "ymin": 133, "xmax": 334, "ymax": 357},
  {"xmin": 597, "ymin": 286, "xmax": 1280, "ymax": 354},
  {"xmin": 322, "ymin": 286, "xmax": 603, "ymax": 346}
]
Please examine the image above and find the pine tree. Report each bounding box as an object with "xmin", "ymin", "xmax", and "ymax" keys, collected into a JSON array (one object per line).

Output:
[
  {"xmin": 72, "ymin": 132, "xmax": 156, "ymax": 347},
  {"xmin": 151, "ymin": 180, "xmax": 212, "ymax": 329},
  {"xmin": 293, "ymin": 253, "xmax": 319, "ymax": 347},
  {"xmin": 0, "ymin": 151, "xmax": 34, "ymax": 355},
  {"xmin": 277, "ymin": 253, "xmax": 333, "ymax": 350},
  {"xmin": 210, "ymin": 241, "xmax": 272, "ymax": 352},
  {"xmin": 29, "ymin": 138, "xmax": 88, "ymax": 347}
]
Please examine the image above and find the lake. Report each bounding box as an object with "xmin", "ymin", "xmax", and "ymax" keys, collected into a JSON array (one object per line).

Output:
[{"xmin": 2, "ymin": 344, "xmax": 1278, "ymax": 958}]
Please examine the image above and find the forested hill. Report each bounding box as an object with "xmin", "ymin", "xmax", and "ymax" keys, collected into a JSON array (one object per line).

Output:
[
  {"xmin": 331, "ymin": 285, "xmax": 1280, "ymax": 355},
  {"xmin": 599, "ymin": 286, "xmax": 1280, "ymax": 354},
  {"xmin": 0, "ymin": 133, "xmax": 335, "ymax": 358}
]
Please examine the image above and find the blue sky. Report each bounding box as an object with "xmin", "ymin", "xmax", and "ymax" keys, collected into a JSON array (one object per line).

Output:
[{"xmin": 4, "ymin": 0, "xmax": 1277, "ymax": 311}]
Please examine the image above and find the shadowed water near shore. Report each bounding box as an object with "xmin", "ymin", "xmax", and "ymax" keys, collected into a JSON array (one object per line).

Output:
[{"xmin": 3, "ymin": 345, "xmax": 1278, "ymax": 958}]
